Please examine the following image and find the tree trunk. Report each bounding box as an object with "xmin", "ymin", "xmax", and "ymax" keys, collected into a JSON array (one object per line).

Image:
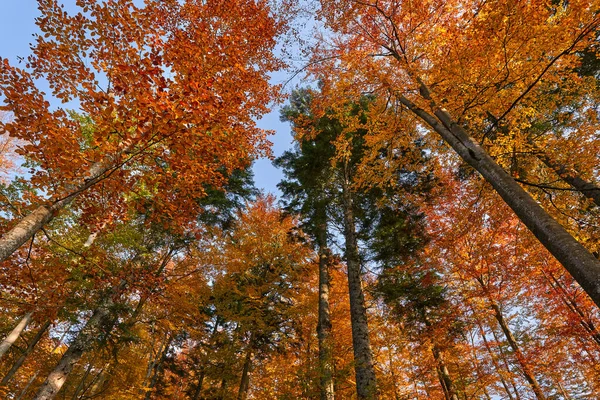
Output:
[
  {"xmin": 71, "ymin": 363, "xmax": 93, "ymax": 400},
  {"xmin": 431, "ymin": 346, "xmax": 459, "ymax": 400},
  {"xmin": 237, "ymin": 345, "xmax": 253, "ymax": 400},
  {"xmin": 144, "ymin": 333, "xmax": 174, "ymax": 400},
  {"xmin": 398, "ymin": 89, "xmax": 600, "ymax": 308},
  {"xmin": 534, "ymin": 148, "xmax": 600, "ymax": 207},
  {"xmin": 316, "ymin": 222, "xmax": 335, "ymax": 400},
  {"xmin": 0, "ymin": 154, "xmax": 118, "ymax": 263},
  {"xmin": 17, "ymin": 371, "xmax": 40, "ymax": 400},
  {"xmin": 32, "ymin": 293, "xmax": 117, "ymax": 400},
  {"xmin": 474, "ymin": 318, "xmax": 515, "ymax": 400},
  {"xmin": 192, "ymin": 368, "xmax": 205, "ymax": 400},
  {"xmin": 340, "ymin": 165, "xmax": 378, "ymax": 400},
  {"xmin": 1, "ymin": 320, "xmax": 50, "ymax": 385},
  {"xmin": 490, "ymin": 302, "xmax": 546, "ymax": 400},
  {"xmin": 0, "ymin": 312, "xmax": 33, "ymax": 361},
  {"xmin": 542, "ymin": 269, "xmax": 600, "ymax": 346}
]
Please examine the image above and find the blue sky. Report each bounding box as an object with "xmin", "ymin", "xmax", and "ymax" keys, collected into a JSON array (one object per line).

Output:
[{"xmin": 0, "ymin": 0, "xmax": 296, "ymax": 197}]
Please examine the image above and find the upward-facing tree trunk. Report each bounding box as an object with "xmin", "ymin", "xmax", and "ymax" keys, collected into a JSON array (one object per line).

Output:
[
  {"xmin": 237, "ymin": 343, "xmax": 253, "ymax": 400},
  {"xmin": 431, "ymin": 346, "xmax": 459, "ymax": 400},
  {"xmin": 316, "ymin": 222, "xmax": 335, "ymax": 400},
  {"xmin": 340, "ymin": 164, "xmax": 378, "ymax": 400},
  {"xmin": 534, "ymin": 148, "xmax": 600, "ymax": 207},
  {"xmin": 0, "ymin": 155, "xmax": 119, "ymax": 263},
  {"xmin": 0, "ymin": 312, "xmax": 33, "ymax": 361},
  {"xmin": 144, "ymin": 333, "xmax": 174, "ymax": 400},
  {"xmin": 33, "ymin": 291, "xmax": 118, "ymax": 400},
  {"xmin": 1, "ymin": 320, "xmax": 51, "ymax": 386},
  {"xmin": 398, "ymin": 87, "xmax": 600, "ymax": 308},
  {"xmin": 490, "ymin": 302, "xmax": 547, "ymax": 400}
]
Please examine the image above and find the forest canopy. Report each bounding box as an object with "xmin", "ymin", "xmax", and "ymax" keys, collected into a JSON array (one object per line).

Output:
[{"xmin": 0, "ymin": 0, "xmax": 599, "ymax": 399}]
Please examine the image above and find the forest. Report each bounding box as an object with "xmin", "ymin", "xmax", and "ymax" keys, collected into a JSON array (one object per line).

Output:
[{"xmin": 0, "ymin": 0, "xmax": 599, "ymax": 399}]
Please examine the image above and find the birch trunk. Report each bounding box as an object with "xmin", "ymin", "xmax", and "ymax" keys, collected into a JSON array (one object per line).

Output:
[
  {"xmin": 398, "ymin": 89, "xmax": 600, "ymax": 308},
  {"xmin": 340, "ymin": 165, "xmax": 378, "ymax": 399},
  {"xmin": 1, "ymin": 320, "xmax": 50, "ymax": 385},
  {"xmin": 0, "ymin": 312, "xmax": 33, "ymax": 361}
]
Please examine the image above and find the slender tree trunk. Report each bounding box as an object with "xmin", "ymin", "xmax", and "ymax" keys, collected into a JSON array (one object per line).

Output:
[
  {"xmin": 17, "ymin": 371, "xmax": 40, "ymax": 400},
  {"xmin": 1, "ymin": 320, "xmax": 51, "ymax": 385},
  {"xmin": 33, "ymin": 293, "xmax": 117, "ymax": 400},
  {"xmin": 192, "ymin": 368, "xmax": 205, "ymax": 400},
  {"xmin": 398, "ymin": 88, "xmax": 600, "ymax": 308},
  {"xmin": 144, "ymin": 333, "xmax": 174, "ymax": 400},
  {"xmin": 14, "ymin": 323, "xmax": 72, "ymax": 400},
  {"xmin": 534, "ymin": 148, "xmax": 600, "ymax": 207},
  {"xmin": 542, "ymin": 270, "xmax": 600, "ymax": 346},
  {"xmin": 340, "ymin": 165, "xmax": 378, "ymax": 400},
  {"xmin": 316, "ymin": 221, "xmax": 335, "ymax": 400},
  {"xmin": 474, "ymin": 318, "xmax": 515, "ymax": 400},
  {"xmin": 237, "ymin": 345, "xmax": 253, "ymax": 400},
  {"xmin": 0, "ymin": 312, "xmax": 33, "ymax": 361},
  {"xmin": 71, "ymin": 363, "xmax": 93, "ymax": 400},
  {"xmin": 0, "ymin": 154, "xmax": 120, "ymax": 263},
  {"xmin": 489, "ymin": 302, "xmax": 546, "ymax": 400},
  {"xmin": 432, "ymin": 346, "xmax": 459, "ymax": 400}
]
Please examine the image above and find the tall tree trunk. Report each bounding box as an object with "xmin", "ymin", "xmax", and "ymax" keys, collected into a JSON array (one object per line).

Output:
[
  {"xmin": 473, "ymin": 318, "xmax": 516, "ymax": 400},
  {"xmin": 398, "ymin": 88, "xmax": 600, "ymax": 308},
  {"xmin": 0, "ymin": 154, "xmax": 119, "ymax": 262},
  {"xmin": 0, "ymin": 312, "xmax": 33, "ymax": 360},
  {"xmin": 14, "ymin": 323, "xmax": 72, "ymax": 400},
  {"xmin": 33, "ymin": 293, "xmax": 117, "ymax": 400},
  {"xmin": 316, "ymin": 221, "xmax": 335, "ymax": 400},
  {"xmin": 144, "ymin": 333, "xmax": 174, "ymax": 400},
  {"xmin": 1, "ymin": 320, "xmax": 51, "ymax": 385},
  {"xmin": 542, "ymin": 270, "xmax": 600, "ymax": 346},
  {"xmin": 71, "ymin": 363, "xmax": 93, "ymax": 400},
  {"xmin": 490, "ymin": 302, "xmax": 546, "ymax": 400},
  {"xmin": 431, "ymin": 345, "xmax": 459, "ymax": 400},
  {"xmin": 237, "ymin": 345, "xmax": 253, "ymax": 400},
  {"xmin": 192, "ymin": 368, "xmax": 205, "ymax": 400},
  {"xmin": 17, "ymin": 371, "xmax": 40, "ymax": 400},
  {"xmin": 534, "ymin": 148, "xmax": 600, "ymax": 207},
  {"xmin": 340, "ymin": 165, "xmax": 378, "ymax": 400}
]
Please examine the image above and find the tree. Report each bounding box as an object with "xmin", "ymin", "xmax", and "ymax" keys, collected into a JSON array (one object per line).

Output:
[
  {"xmin": 313, "ymin": 0, "xmax": 600, "ymax": 307},
  {"xmin": 0, "ymin": 0, "xmax": 286, "ymax": 262}
]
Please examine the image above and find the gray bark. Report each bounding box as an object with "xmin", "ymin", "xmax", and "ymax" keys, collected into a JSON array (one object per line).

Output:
[
  {"xmin": 1, "ymin": 320, "xmax": 51, "ymax": 385},
  {"xmin": 0, "ymin": 312, "xmax": 33, "ymax": 361},
  {"xmin": 398, "ymin": 88, "xmax": 600, "ymax": 308},
  {"xmin": 316, "ymin": 224, "xmax": 335, "ymax": 400},
  {"xmin": 340, "ymin": 165, "xmax": 378, "ymax": 399}
]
